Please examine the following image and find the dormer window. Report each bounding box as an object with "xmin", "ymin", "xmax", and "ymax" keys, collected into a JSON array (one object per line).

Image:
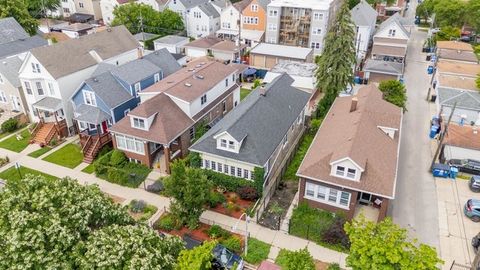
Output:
[
  {"xmin": 154, "ymin": 73, "xmax": 160, "ymax": 83},
  {"xmin": 201, "ymin": 94, "xmax": 207, "ymax": 105},
  {"xmin": 31, "ymin": 63, "xmax": 40, "ymax": 73},
  {"xmin": 335, "ymin": 166, "xmax": 345, "ymax": 176},
  {"xmin": 221, "ymin": 139, "xmax": 227, "ymax": 148},
  {"xmin": 134, "ymin": 83, "xmax": 141, "ymax": 95},
  {"xmin": 83, "ymin": 91, "xmax": 96, "ymax": 106},
  {"xmin": 347, "ymin": 168, "xmax": 356, "ymax": 179},
  {"xmin": 388, "ymin": 29, "xmax": 396, "ymax": 37},
  {"xmin": 228, "ymin": 141, "xmax": 234, "ymax": 149},
  {"xmin": 133, "ymin": 117, "xmax": 146, "ymax": 129}
]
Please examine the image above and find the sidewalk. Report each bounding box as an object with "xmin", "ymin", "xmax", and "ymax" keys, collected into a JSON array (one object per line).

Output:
[{"xmin": 0, "ymin": 143, "xmax": 348, "ymax": 267}]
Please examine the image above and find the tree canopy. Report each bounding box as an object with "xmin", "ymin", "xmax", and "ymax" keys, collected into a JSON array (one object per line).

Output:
[
  {"xmin": 111, "ymin": 2, "xmax": 183, "ymax": 35},
  {"xmin": 177, "ymin": 241, "xmax": 216, "ymax": 270},
  {"xmin": 0, "ymin": 0, "xmax": 39, "ymax": 36},
  {"xmin": 315, "ymin": 0, "xmax": 356, "ymax": 118},
  {"xmin": 26, "ymin": 0, "xmax": 61, "ymax": 18},
  {"xmin": 378, "ymin": 80, "xmax": 407, "ymax": 111},
  {"xmin": 275, "ymin": 248, "xmax": 316, "ymax": 270},
  {"xmin": 345, "ymin": 217, "xmax": 443, "ymax": 270},
  {"xmin": 0, "ymin": 174, "xmax": 184, "ymax": 269}
]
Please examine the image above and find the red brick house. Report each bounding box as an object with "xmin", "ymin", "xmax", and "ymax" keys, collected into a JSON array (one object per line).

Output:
[{"xmin": 296, "ymin": 85, "xmax": 402, "ymax": 222}]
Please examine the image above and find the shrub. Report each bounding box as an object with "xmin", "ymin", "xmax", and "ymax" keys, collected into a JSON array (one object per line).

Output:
[
  {"xmin": 155, "ymin": 214, "xmax": 177, "ymax": 231},
  {"xmin": 98, "ymin": 145, "xmax": 112, "ymax": 157},
  {"xmin": 49, "ymin": 139, "xmax": 57, "ymax": 146},
  {"xmin": 310, "ymin": 118, "xmax": 322, "ymax": 134},
  {"xmin": 188, "ymin": 152, "xmax": 201, "ymax": 168},
  {"xmin": 203, "ymin": 169, "xmax": 255, "ymax": 192},
  {"xmin": 244, "ymin": 238, "xmax": 271, "ymax": 264},
  {"xmin": 110, "ymin": 150, "xmax": 127, "ymax": 166},
  {"xmin": 322, "ymin": 216, "xmax": 350, "ymax": 249},
  {"xmin": 129, "ymin": 199, "xmax": 147, "ymax": 213},
  {"xmin": 1, "ymin": 118, "xmax": 18, "ymax": 133},
  {"xmin": 275, "ymin": 248, "xmax": 315, "ymax": 270},
  {"xmin": 208, "ymin": 192, "xmax": 226, "ymax": 208},
  {"xmin": 327, "ymin": 263, "xmax": 341, "ymax": 270},
  {"xmin": 207, "ymin": 224, "xmax": 230, "ymax": 239},
  {"xmin": 107, "ymin": 167, "xmax": 129, "ymax": 185},
  {"xmin": 220, "ymin": 236, "xmax": 242, "ymax": 253},
  {"xmin": 237, "ymin": 186, "xmax": 258, "ymax": 201},
  {"xmin": 147, "ymin": 180, "xmax": 164, "ymax": 193}
]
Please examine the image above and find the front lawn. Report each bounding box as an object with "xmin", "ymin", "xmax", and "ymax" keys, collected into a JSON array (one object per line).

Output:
[
  {"xmin": 43, "ymin": 143, "xmax": 83, "ymax": 169},
  {"xmin": 283, "ymin": 133, "xmax": 314, "ymax": 181},
  {"xmin": 0, "ymin": 165, "xmax": 57, "ymax": 181},
  {"xmin": 82, "ymin": 164, "xmax": 95, "ymax": 174},
  {"xmin": 28, "ymin": 146, "xmax": 53, "ymax": 158},
  {"xmin": 244, "ymin": 238, "xmax": 271, "ymax": 265},
  {"xmin": 0, "ymin": 129, "xmax": 32, "ymax": 152},
  {"xmin": 240, "ymin": 88, "xmax": 252, "ymax": 100}
]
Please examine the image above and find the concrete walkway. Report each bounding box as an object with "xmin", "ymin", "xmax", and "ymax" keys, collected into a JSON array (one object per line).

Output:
[{"xmin": 0, "ymin": 142, "xmax": 348, "ymax": 267}]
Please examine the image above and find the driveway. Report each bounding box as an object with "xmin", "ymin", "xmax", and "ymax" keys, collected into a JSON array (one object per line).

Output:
[{"xmin": 388, "ymin": 0, "xmax": 440, "ymax": 249}]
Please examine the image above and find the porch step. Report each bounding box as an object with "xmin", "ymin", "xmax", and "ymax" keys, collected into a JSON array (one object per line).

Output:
[{"xmin": 33, "ymin": 123, "xmax": 55, "ymax": 145}]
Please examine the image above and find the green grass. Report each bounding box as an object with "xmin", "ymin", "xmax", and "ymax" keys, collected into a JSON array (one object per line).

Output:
[
  {"xmin": 28, "ymin": 146, "xmax": 53, "ymax": 158},
  {"xmin": 244, "ymin": 238, "xmax": 271, "ymax": 265},
  {"xmin": 240, "ymin": 88, "xmax": 252, "ymax": 100},
  {"xmin": 82, "ymin": 164, "xmax": 95, "ymax": 174},
  {"xmin": 283, "ymin": 133, "xmax": 315, "ymax": 181},
  {"xmin": 0, "ymin": 129, "xmax": 32, "ymax": 153},
  {"xmin": 43, "ymin": 143, "xmax": 83, "ymax": 169},
  {"xmin": 275, "ymin": 249, "xmax": 292, "ymax": 269},
  {"xmin": 0, "ymin": 165, "xmax": 57, "ymax": 181}
]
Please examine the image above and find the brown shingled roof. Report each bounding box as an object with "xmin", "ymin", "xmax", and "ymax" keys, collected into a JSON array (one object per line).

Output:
[
  {"xmin": 109, "ymin": 93, "xmax": 194, "ymax": 145},
  {"xmin": 372, "ymin": 44, "xmax": 406, "ymax": 57},
  {"xmin": 437, "ymin": 60, "xmax": 480, "ymax": 77},
  {"xmin": 444, "ymin": 124, "xmax": 480, "ymax": 151},
  {"xmin": 184, "ymin": 36, "xmax": 222, "ymax": 49},
  {"xmin": 210, "ymin": 40, "xmax": 247, "ymax": 52},
  {"xmin": 438, "ymin": 48, "xmax": 478, "ymax": 63},
  {"xmin": 297, "ymin": 85, "xmax": 402, "ymax": 198},
  {"xmin": 437, "ymin": 74, "xmax": 477, "ymax": 91},
  {"xmin": 437, "ymin": 41, "xmax": 473, "ymax": 52},
  {"xmin": 233, "ymin": 0, "xmax": 252, "ymax": 12}
]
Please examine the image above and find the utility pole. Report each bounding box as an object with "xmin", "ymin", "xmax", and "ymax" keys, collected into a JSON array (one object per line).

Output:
[{"xmin": 430, "ymin": 101, "xmax": 457, "ymax": 171}]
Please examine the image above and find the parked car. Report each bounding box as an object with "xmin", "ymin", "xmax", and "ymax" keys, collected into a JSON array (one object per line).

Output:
[
  {"xmin": 212, "ymin": 244, "xmax": 244, "ymax": 270},
  {"xmin": 464, "ymin": 199, "xmax": 480, "ymax": 222},
  {"xmin": 470, "ymin": 176, "xmax": 480, "ymax": 192},
  {"xmin": 448, "ymin": 159, "xmax": 480, "ymax": 175},
  {"xmin": 472, "ymin": 232, "xmax": 480, "ymax": 253}
]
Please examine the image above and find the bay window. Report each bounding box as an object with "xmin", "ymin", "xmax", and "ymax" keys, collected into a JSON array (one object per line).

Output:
[
  {"xmin": 304, "ymin": 182, "xmax": 351, "ymax": 209},
  {"xmin": 115, "ymin": 134, "xmax": 145, "ymax": 154}
]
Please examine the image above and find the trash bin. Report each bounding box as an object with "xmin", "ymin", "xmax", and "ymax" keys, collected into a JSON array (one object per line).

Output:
[
  {"xmin": 429, "ymin": 125, "xmax": 439, "ymax": 138},
  {"xmin": 430, "ymin": 94, "xmax": 437, "ymax": 102},
  {"xmin": 450, "ymin": 167, "xmax": 459, "ymax": 179},
  {"xmin": 354, "ymin": 76, "xmax": 361, "ymax": 84},
  {"xmin": 432, "ymin": 163, "xmax": 451, "ymax": 178},
  {"xmin": 426, "ymin": 55, "xmax": 432, "ymax": 61},
  {"xmin": 427, "ymin": 65, "xmax": 434, "ymax": 74}
]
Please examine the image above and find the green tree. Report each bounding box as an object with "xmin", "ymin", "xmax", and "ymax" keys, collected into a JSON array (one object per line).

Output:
[
  {"xmin": 0, "ymin": 0, "xmax": 39, "ymax": 35},
  {"xmin": 345, "ymin": 217, "xmax": 443, "ymax": 270},
  {"xmin": 177, "ymin": 241, "xmax": 216, "ymax": 270},
  {"xmin": 163, "ymin": 160, "xmax": 213, "ymax": 228},
  {"xmin": 432, "ymin": 0, "xmax": 466, "ymax": 27},
  {"xmin": 78, "ymin": 224, "xmax": 184, "ymax": 269},
  {"xmin": 415, "ymin": 3, "xmax": 430, "ymax": 23},
  {"xmin": 475, "ymin": 74, "xmax": 480, "ymax": 89},
  {"xmin": 348, "ymin": 0, "xmax": 360, "ymax": 9},
  {"xmin": 466, "ymin": 0, "xmax": 480, "ymax": 32},
  {"xmin": 435, "ymin": 26, "xmax": 461, "ymax": 41},
  {"xmin": 26, "ymin": 0, "xmax": 60, "ymax": 18},
  {"xmin": 315, "ymin": 1, "xmax": 356, "ymax": 118},
  {"xmin": 275, "ymin": 248, "xmax": 316, "ymax": 270},
  {"xmin": 378, "ymin": 80, "xmax": 407, "ymax": 110},
  {"xmin": 0, "ymin": 174, "xmax": 181, "ymax": 269},
  {"xmin": 111, "ymin": 2, "xmax": 183, "ymax": 35}
]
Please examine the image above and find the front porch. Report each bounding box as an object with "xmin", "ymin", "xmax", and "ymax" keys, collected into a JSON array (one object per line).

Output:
[
  {"xmin": 31, "ymin": 97, "xmax": 68, "ymax": 145},
  {"xmin": 354, "ymin": 192, "xmax": 389, "ymax": 223}
]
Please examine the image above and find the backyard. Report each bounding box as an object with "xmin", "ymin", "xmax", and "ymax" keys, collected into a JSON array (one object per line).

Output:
[
  {"xmin": 0, "ymin": 165, "xmax": 57, "ymax": 181},
  {"xmin": 0, "ymin": 129, "xmax": 31, "ymax": 153},
  {"xmin": 43, "ymin": 143, "xmax": 83, "ymax": 168}
]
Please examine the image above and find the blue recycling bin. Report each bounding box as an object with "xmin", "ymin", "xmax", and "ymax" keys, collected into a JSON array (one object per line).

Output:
[
  {"xmin": 354, "ymin": 76, "xmax": 361, "ymax": 84},
  {"xmin": 427, "ymin": 66, "xmax": 434, "ymax": 74},
  {"xmin": 429, "ymin": 125, "xmax": 439, "ymax": 138},
  {"xmin": 450, "ymin": 167, "xmax": 459, "ymax": 179},
  {"xmin": 432, "ymin": 163, "xmax": 451, "ymax": 178}
]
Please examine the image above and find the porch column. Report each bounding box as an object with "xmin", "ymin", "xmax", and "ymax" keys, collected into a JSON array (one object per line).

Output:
[
  {"xmin": 36, "ymin": 108, "xmax": 44, "ymax": 123},
  {"xmin": 53, "ymin": 111, "xmax": 60, "ymax": 136},
  {"xmin": 163, "ymin": 144, "xmax": 171, "ymax": 174},
  {"xmin": 377, "ymin": 198, "xmax": 389, "ymax": 222}
]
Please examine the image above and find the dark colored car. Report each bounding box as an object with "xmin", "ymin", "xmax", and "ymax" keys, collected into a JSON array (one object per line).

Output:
[
  {"xmin": 212, "ymin": 244, "xmax": 244, "ymax": 270},
  {"xmin": 470, "ymin": 176, "xmax": 480, "ymax": 193},
  {"xmin": 473, "ymin": 232, "xmax": 480, "ymax": 253},
  {"xmin": 448, "ymin": 159, "xmax": 480, "ymax": 175}
]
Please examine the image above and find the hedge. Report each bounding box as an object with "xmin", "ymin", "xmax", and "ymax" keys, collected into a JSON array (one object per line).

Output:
[
  {"xmin": 202, "ymin": 169, "xmax": 255, "ymax": 192},
  {"xmin": 94, "ymin": 151, "xmax": 151, "ymax": 188}
]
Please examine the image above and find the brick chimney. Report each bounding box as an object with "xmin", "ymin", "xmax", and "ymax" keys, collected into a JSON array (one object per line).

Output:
[{"xmin": 350, "ymin": 97, "xmax": 358, "ymax": 112}]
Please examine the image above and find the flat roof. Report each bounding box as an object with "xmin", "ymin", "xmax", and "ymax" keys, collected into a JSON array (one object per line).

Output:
[
  {"xmin": 268, "ymin": 0, "xmax": 335, "ymax": 10},
  {"xmin": 250, "ymin": 43, "xmax": 312, "ymax": 60},
  {"xmin": 270, "ymin": 60, "xmax": 316, "ymax": 76}
]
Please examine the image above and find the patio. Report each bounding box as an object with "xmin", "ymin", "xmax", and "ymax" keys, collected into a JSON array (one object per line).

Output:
[{"xmin": 354, "ymin": 204, "xmax": 380, "ymax": 222}]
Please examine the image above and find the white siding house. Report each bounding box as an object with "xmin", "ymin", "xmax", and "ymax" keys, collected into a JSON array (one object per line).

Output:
[{"xmin": 351, "ymin": 1, "xmax": 377, "ymax": 60}]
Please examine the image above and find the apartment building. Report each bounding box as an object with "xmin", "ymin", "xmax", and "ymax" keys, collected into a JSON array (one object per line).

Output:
[{"xmin": 265, "ymin": 0, "xmax": 341, "ymax": 55}]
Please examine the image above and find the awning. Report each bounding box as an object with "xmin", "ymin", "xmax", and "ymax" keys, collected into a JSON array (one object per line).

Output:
[
  {"xmin": 32, "ymin": 97, "xmax": 63, "ymax": 112},
  {"xmin": 216, "ymin": 29, "xmax": 239, "ymax": 36},
  {"xmin": 241, "ymin": 30, "xmax": 264, "ymax": 42},
  {"xmin": 74, "ymin": 104, "xmax": 111, "ymax": 125},
  {"xmin": 244, "ymin": 68, "xmax": 257, "ymax": 76}
]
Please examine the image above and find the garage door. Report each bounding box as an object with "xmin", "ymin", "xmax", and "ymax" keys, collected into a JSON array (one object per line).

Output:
[
  {"xmin": 368, "ymin": 73, "xmax": 398, "ymax": 83},
  {"xmin": 252, "ymin": 55, "xmax": 265, "ymax": 68}
]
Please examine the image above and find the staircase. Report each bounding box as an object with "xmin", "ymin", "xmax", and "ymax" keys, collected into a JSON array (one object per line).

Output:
[
  {"xmin": 83, "ymin": 139, "xmax": 99, "ymax": 164},
  {"xmin": 82, "ymin": 132, "xmax": 112, "ymax": 163},
  {"xmin": 33, "ymin": 123, "xmax": 56, "ymax": 145}
]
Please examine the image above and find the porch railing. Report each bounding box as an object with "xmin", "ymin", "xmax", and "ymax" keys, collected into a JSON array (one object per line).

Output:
[
  {"xmin": 81, "ymin": 131, "xmax": 112, "ymax": 158},
  {"xmin": 29, "ymin": 121, "xmax": 44, "ymax": 138}
]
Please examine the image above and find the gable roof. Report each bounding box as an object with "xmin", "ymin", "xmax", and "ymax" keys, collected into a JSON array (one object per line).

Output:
[
  {"xmin": 29, "ymin": 26, "xmax": 139, "ymax": 79},
  {"xmin": 437, "ymin": 74, "xmax": 477, "ymax": 91},
  {"xmin": 444, "ymin": 124, "xmax": 480, "ymax": 151},
  {"xmin": 351, "ymin": 0, "xmax": 377, "ymax": 27},
  {"xmin": 437, "ymin": 41, "xmax": 473, "ymax": 52},
  {"xmin": 0, "ymin": 35, "xmax": 48, "ymax": 59},
  {"xmin": 111, "ymin": 59, "xmax": 161, "ymax": 85},
  {"xmin": 297, "ymin": 85, "xmax": 402, "ymax": 199},
  {"xmin": 377, "ymin": 12, "xmax": 410, "ymax": 38},
  {"xmin": 133, "ymin": 32, "xmax": 159, "ymax": 42},
  {"xmin": 233, "ymin": 0, "xmax": 252, "ymax": 12},
  {"xmin": 198, "ymin": 2, "xmax": 221, "ymax": 17},
  {"xmin": 143, "ymin": 49, "xmax": 182, "ymax": 77},
  {"xmin": 190, "ymin": 73, "xmax": 310, "ymax": 166},
  {"xmin": 84, "ymin": 72, "xmax": 133, "ymax": 108},
  {"xmin": 110, "ymin": 93, "xmax": 194, "ymax": 144},
  {"xmin": 0, "ymin": 17, "xmax": 29, "ymax": 44},
  {"xmin": 0, "ymin": 56, "xmax": 23, "ymax": 87},
  {"xmin": 437, "ymin": 87, "xmax": 480, "ymax": 111},
  {"xmin": 364, "ymin": 59, "xmax": 403, "ymax": 75},
  {"xmin": 255, "ymin": 0, "xmax": 270, "ymax": 10},
  {"xmin": 179, "ymin": 0, "xmax": 210, "ymax": 9},
  {"xmin": 184, "ymin": 36, "xmax": 223, "ymax": 49},
  {"xmin": 154, "ymin": 35, "xmax": 189, "ymax": 45},
  {"xmin": 74, "ymin": 104, "xmax": 111, "ymax": 124}
]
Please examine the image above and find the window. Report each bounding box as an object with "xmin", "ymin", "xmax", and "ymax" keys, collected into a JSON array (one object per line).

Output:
[
  {"xmin": 134, "ymin": 83, "xmax": 141, "ymax": 94},
  {"xmin": 313, "ymin": 12, "xmax": 323, "ymax": 20},
  {"xmin": 269, "ymin": 10, "xmax": 278, "ymax": 17},
  {"xmin": 194, "ymin": 11, "xmax": 201, "ymax": 18},
  {"xmin": 189, "ymin": 127, "xmax": 195, "ymax": 141},
  {"xmin": 312, "ymin": 28, "xmax": 321, "ymax": 35},
  {"xmin": 124, "ymin": 109, "xmax": 130, "ymax": 116},
  {"xmin": 243, "ymin": 16, "xmax": 258, "ymax": 25},
  {"xmin": 83, "ymin": 91, "xmax": 96, "ymax": 106},
  {"xmin": 251, "ymin": 4, "xmax": 258, "ymax": 11},
  {"xmin": 335, "ymin": 166, "xmax": 345, "ymax": 176},
  {"xmin": 237, "ymin": 167, "xmax": 242, "ymax": 177},
  {"xmin": 225, "ymin": 78, "xmax": 228, "ymax": 87},
  {"xmin": 228, "ymin": 141, "xmax": 234, "ymax": 150},
  {"xmin": 220, "ymin": 139, "xmax": 227, "ymax": 148},
  {"xmin": 154, "ymin": 73, "xmax": 160, "ymax": 83},
  {"xmin": 205, "ymin": 160, "xmax": 210, "ymax": 169},
  {"xmin": 230, "ymin": 166, "xmax": 235, "ymax": 176},
  {"xmin": 133, "ymin": 117, "xmax": 146, "ymax": 129},
  {"xmin": 196, "ymin": 25, "xmax": 200, "ymax": 31},
  {"xmin": 224, "ymin": 164, "xmax": 229, "ymax": 174},
  {"xmin": 201, "ymin": 25, "xmax": 207, "ymax": 32},
  {"xmin": 311, "ymin": 42, "xmax": 320, "ymax": 49},
  {"xmin": 268, "ymin": 37, "xmax": 276, "ymax": 43},
  {"xmin": 48, "ymin": 82, "xmax": 55, "ymax": 96},
  {"xmin": 89, "ymin": 123, "xmax": 97, "ymax": 130},
  {"xmin": 24, "ymin": 82, "xmax": 32, "ymax": 95},
  {"xmin": 268, "ymin": 24, "xmax": 277, "ymax": 31},
  {"xmin": 304, "ymin": 182, "xmax": 351, "ymax": 209},
  {"xmin": 218, "ymin": 163, "xmax": 223, "ymax": 172},
  {"xmin": 201, "ymin": 94, "xmax": 207, "ymax": 105},
  {"xmin": 211, "ymin": 161, "xmax": 216, "ymax": 171},
  {"xmin": 115, "ymin": 134, "xmax": 145, "ymax": 154},
  {"xmin": 79, "ymin": 2, "xmax": 84, "ymax": 7},
  {"xmin": 232, "ymin": 74, "xmax": 235, "ymax": 81},
  {"xmin": 347, "ymin": 168, "xmax": 356, "ymax": 179},
  {"xmin": 36, "ymin": 82, "xmax": 44, "ymax": 95},
  {"xmin": 31, "ymin": 63, "xmax": 40, "ymax": 73},
  {"xmin": 388, "ymin": 29, "xmax": 396, "ymax": 37},
  {"xmin": 222, "ymin": 101, "xmax": 226, "ymax": 113},
  {"xmin": 222, "ymin": 22, "xmax": 231, "ymax": 28},
  {"xmin": 78, "ymin": 121, "xmax": 87, "ymax": 130},
  {"xmin": 244, "ymin": 169, "xmax": 249, "ymax": 179},
  {"xmin": 0, "ymin": 91, "xmax": 7, "ymax": 103},
  {"xmin": 63, "ymin": 8, "xmax": 70, "ymax": 13}
]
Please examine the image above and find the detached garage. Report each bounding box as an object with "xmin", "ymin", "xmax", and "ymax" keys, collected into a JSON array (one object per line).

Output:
[
  {"xmin": 441, "ymin": 124, "xmax": 480, "ymax": 161},
  {"xmin": 249, "ymin": 43, "xmax": 313, "ymax": 69},
  {"xmin": 363, "ymin": 59, "xmax": 404, "ymax": 83}
]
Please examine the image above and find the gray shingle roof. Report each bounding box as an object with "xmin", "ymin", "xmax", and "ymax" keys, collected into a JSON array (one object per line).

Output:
[
  {"xmin": 154, "ymin": 35, "xmax": 189, "ymax": 45},
  {"xmin": 111, "ymin": 59, "xmax": 161, "ymax": 85},
  {"xmin": 364, "ymin": 59, "xmax": 403, "ymax": 75},
  {"xmin": 0, "ymin": 35, "xmax": 48, "ymax": 59},
  {"xmin": 32, "ymin": 97, "xmax": 63, "ymax": 111},
  {"xmin": 0, "ymin": 56, "xmax": 23, "ymax": 87},
  {"xmin": 74, "ymin": 104, "xmax": 111, "ymax": 124},
  {"xmin": 351, "ymin": 0, "xmax": 377, "ymax": 27},
  {"xmin": 91, "ymin": 62, "xmax": 116, "ymax": 77},
  {"xmin": 198, "ymin": 2, "xmax": 220, "ymax": 17},
  {"xmin": 30, "ymin": 26, "xmax": 139, "ymax": 79},
  {"xmin": 180, "ymin": 0, "xmax": 210, "ymax": 9},
  {"xmin": 0, "ymin": 17, "xmax": 29, "ymax": 44},
  {"xmin": 133, "ymin": 32, "xmax": 159, "ymax": 41},
  {"xmin": 85, "ymin": 72, "xmax": 133, "ymax": 108},
  {"xmin": 190, "ymin": 73, "xmax": 311, "ymax": 166},
  {"xmin": 378, "ymin": 13, "xmax": 410, "ymax": 38},
  {"xmin": 143, "ymin": 48, "xmax": 182, "ymax": 77},
  {"xmin": 256, "ymin": 0, "xmax": 270, "ymax": 10},
  {"xmin": 437, "ymin": 87, "xmax": 480, "ymax": 110}
]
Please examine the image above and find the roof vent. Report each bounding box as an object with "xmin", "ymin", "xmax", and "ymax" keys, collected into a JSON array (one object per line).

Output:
[
  {"xmin": 185, "ymin": 83, "xmax": 192, "ymax": 87},
  {"xmin": 93, "ymin": 77, "xmax": 98, "ymax": 82},
  {"xmin": 195, "ymin": 75, "xmax": 204, "ymax": 79}
]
